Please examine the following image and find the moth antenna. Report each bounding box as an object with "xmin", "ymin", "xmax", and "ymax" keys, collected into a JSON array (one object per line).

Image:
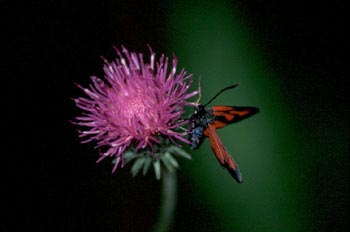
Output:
[
  {"xmin": 194, "ymin": 76, "xmax": 202, "ymax": 105},
  {"xmin": 203, "ymin": 83, "xmax": 240, "ymax": 107}
]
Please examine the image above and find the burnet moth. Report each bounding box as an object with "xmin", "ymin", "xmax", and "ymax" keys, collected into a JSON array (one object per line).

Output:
[{"xmin": 188, "ymin": 84, "xmax": 259, "ymax": 183}]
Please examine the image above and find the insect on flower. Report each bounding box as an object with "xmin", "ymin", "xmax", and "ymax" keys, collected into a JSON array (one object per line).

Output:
[{"xmin": 189, "ymin": 84, "xmax": 259, "ymax": 183}]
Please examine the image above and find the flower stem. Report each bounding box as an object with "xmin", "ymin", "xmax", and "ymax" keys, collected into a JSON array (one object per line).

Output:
[{"xmin": 153, "ymin": 169, "xmax": 177, "ymax": 232}]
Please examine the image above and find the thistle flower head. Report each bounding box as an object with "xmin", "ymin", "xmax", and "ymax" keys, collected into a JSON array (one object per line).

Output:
[{"xmin": 73, "ymin": 46, "xmax": 198, "ymax": 175}]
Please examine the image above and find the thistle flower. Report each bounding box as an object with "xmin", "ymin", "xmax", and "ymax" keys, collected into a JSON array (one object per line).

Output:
[{"xmin": 73, "ymin": 46, "xmax": 198, "ymax": 177}]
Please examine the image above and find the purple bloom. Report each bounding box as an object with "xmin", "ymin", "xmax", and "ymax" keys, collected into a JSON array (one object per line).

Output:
[{"xmin": 73, "ymin": 46, "xmax": 198, "ymax": 172}]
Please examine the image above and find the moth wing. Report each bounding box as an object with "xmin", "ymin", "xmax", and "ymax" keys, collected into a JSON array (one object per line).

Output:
[
  {"xmin": 204, "ymin": 124, "xmax": 243, "ymax": 183},
  {"xmin": 211, "ymin": 106, "xmax": 259, "ymax": 129}
]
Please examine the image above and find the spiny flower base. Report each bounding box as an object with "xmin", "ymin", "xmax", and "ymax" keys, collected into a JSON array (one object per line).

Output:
[{"xmin": 117, "ymin": 138, "xmax": 191, "ymax": 180}]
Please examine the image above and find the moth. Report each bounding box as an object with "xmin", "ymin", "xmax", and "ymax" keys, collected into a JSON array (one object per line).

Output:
[{"xmin": 189, "ymin": 84, "xmax": 259, "ymax": 183}]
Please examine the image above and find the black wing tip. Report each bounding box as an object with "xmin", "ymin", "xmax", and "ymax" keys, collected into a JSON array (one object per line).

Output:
[
  {"xmin": 227, "ymin": 166, "xmax": 243, "ymax": 183},
  {"xmin": 236, "ymin": 176, "xmax": 243, "ymax": 184},
  {"xmin": 248, "ymin": 106, "xmax": 259, "ymax": 116},
  {"xmin": 243, "ymin": 106, "xmax": 259, "ymax": 119},
  {"xmin": 233, "ymin": 171, "xmax": 243, "ymax": 183}
]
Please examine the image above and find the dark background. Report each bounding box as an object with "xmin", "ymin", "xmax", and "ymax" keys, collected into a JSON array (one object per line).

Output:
[{"xmin": 2, "ymin": 0, "xmax": 347, "ymax": 231}]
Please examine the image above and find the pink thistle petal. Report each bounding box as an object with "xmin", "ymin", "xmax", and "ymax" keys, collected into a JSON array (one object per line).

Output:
[{"xmin": 72, "ymin": 46, "xmax": 199, "ymax": 171}]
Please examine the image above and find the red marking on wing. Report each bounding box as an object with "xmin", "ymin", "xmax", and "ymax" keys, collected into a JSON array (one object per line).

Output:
[
  {"xmin": 205, "ymin": 124, "xmax": 243, "ymax": 183},
  {"xmin": 211, "ymin": 105, "xmax": 259, "ymax": 129},
  {"xmin": 212, "ymin": 106, "xmax": 233, "ymax": 111},
  {"xmin": 211, "ymin": 120, "xmax": 227, "ymax": 128}
]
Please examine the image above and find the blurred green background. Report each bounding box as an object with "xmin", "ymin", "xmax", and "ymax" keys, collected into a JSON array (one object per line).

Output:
[
  {"xmin": 168, "ymin": 1, "xmax": 306, "ymax": 231},
  {"xmin": 165, "ymin": 1, "xmax": 347, "ymax": 231},
  {"xmin": 4, "ymin": 0, "xmax": 347, "ymax": 231}
]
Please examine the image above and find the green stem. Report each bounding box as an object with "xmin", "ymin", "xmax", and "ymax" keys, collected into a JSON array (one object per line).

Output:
[{"xmin": 153, "ymin": 169, "xmax": 177, "ymax": 232}]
